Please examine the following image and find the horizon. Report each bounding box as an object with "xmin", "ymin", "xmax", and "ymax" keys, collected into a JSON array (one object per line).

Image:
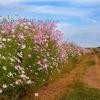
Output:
[{"xmin": 0, "ymin": 0, "xmax": 100, "ymax": 47}]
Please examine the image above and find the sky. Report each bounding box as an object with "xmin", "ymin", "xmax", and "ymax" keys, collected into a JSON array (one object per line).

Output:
[{"xmin": 0, "ymin": 0, "xmax": 100, "ymax": 47}]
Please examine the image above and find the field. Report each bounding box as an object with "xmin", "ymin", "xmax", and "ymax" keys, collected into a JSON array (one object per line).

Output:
[{"xmin": 0, "ymin": 18, "xmax": 100, "ymax": 100}]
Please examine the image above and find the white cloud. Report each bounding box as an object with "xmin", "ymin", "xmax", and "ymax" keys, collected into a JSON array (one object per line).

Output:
[
  {"xmin": 0, "ymin": 0, "xmax": 24, "ymax": 5},
  {"xmin": 57, "ymin": 22, "xmax": 100, "ymax": 47},
  {"xmin": 57, "ymin": 23, "xmax": 72, "ymax": 35},
  {"xmin": 0, "ymin": 0, "xmax": 39, "ymax": 5},
  {"xmin": 73, "ymin": 0, "xmax": 100, "ymax": 3},
  {"xmin": 58, "ymin": 22, "xmax": 100, "ymax": 36},
  {"xmin": 0, "ymin": 0, "xmax": 100, "ymax": 5},
  {"xmin": 16, "ymin": 5, "xmax": 92, "ymax": 18},
  {"xmin": 0, "ymin": 0, "xmax": 66, "ymax": 5},
  {"xmin": 87, "ymin": 18, "xmax": 97, "ymax": 23}
]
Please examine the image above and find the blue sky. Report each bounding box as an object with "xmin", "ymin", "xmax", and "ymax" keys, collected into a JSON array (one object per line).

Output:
[{"xmin": 0, "ymin": 0, "xmax": 100, "ymax": 47}]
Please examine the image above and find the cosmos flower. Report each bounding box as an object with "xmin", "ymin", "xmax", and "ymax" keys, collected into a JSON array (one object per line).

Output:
[
  {"xmin": 0, "ymin": 89, "xmax": 2, "ymax": 94},
  {"xmin": 3, "ymin": 84, "xmax": 7, "ymax": 89},
  {"xmin": 34, "ymin": 93, "xmax": 39, "ymax": 97},
  {"xmin": 0, "ymin": 18, "xmax": 85, "ymax": 96}
]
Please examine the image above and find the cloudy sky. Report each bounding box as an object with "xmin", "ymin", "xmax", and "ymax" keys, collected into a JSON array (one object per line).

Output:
[{"xmin": 0, "ymin": 0, "xmax": 100, "ymax": 47}]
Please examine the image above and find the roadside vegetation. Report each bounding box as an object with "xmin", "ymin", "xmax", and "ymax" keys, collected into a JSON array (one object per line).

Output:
[
  {"xmin": 61, "ymin": 81, "xmax": 100, "ymax": 100},
  {"xmin": 0, "ymin": 17, "xmax": 87, "ymax": 99}
]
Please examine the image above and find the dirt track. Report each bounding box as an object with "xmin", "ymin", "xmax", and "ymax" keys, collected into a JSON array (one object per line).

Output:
[
  {"xmin": 24, "ymin": 52, "xmax": 100, "ymax": 100},
  {"xmin": 37, "ymin": 56, "xmax": 89, "ymax": 100},
  {"xmin": 82, "ymin": 52, "xmax": 100, "ymax": 89}
]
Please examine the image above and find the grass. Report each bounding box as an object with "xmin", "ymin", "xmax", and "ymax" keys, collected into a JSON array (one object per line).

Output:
[
  {"xmin": 60, "ymin": 81, "xmax": 100, "ymax": 100},
  {"xmin": 85, "ymin": 60, "xmax": 96, "ymax": 66},
  {"xmin": 61, "ymin": 57, "xmax": 79, "ymax": 74}
]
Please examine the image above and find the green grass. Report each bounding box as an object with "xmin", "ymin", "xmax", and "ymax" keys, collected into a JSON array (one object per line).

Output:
[
  {"xmin": 85, "ymin": 60, "xmax": 96, "ymax": 66},
  {"xmin": 60, "ymin": 82, "xmax": 100, "ymax": 100},
  {"xmin": 61, "ymin": 57, "xmax": 79, "ymax": 74}
]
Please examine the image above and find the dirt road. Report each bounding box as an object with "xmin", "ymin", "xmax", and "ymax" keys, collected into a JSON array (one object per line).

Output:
[
  {"xmin": 24, "ymin": 52, "xmax": 100, "ymax": 100},
  {"xmin": 82, "ymin": 52, "xmax": 100, "ymax": 89}
]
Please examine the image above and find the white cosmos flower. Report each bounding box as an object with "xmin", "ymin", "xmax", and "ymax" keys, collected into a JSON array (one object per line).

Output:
[
  {"xmin": 10, "ymin": 58, "xmax": 15, "ymax": 62},
  {"xmin": 8, "ymin": 72, "xmax": 13, "ymax": 77},
  {"xmin": 3, "ymin": 84, "xmax": 7, "ymax": 88},
  {"xmin": 12, "ymin": 35, "xmax": 15, "ymax": 38},
  {"xmin": 34, "ymin": 93, "xmax": 39, "ymax": 97},
  {"xmin": 21, "ymin": 44, "xmax": 26, "ymax": 49},
  {"xmin": 1, "ymin": 30, "xmax": 5, "ymax": 34},
  {"xmin": 28, "ymin": 54, "xmax": 31, "ymax": 58},
  {"xmin": 28, "ymin": 22, "xmax": 31, "ymax": 25},
  {"xmin": 0, "ymin": 89, "xmax": 2, "ymax": 94},
  {"xmin": 24, "ymin": 26, "xmax": 29, "ymax": 29},
  {"xmin": 2, "ymin": 56, "xmax": 6, "ymax": 60},
  {"xmin": 2, "ymin": 66, "xmax": 7, "ymax": 70},
  {"xmin": 0, "ymin": 44, "xmax": 3, "ymax": 49},
  {"xmin": 2, "ymin": 38, "xmax": 6, "ymax": 42},
  {"xmin": 11, "ymin": 29, "xmax": 15, "ymax": 33},
  {"xmin": 7, "ymin": 38, "xmax": 11, "ymax": 42},
  {"xmin": 26, "ymin": 80, "xmax": 32, "ymax": 84}
]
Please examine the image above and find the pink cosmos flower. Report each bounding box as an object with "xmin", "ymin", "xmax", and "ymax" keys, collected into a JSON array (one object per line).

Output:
[
  {"xmin": 37, "ymin": 60, "xmax": 41, "ymax": 65},
  {"xmin": 43, "ymin": 64, "xmax": 48, "ymax": 70},
  {"xmin": 15, "ymin": 79, "xmax": 22, "ymax": 85},
  {"xmin": 34, "ymin": 31, "xmax": 43, "ymax": 45},
  {"xmin": 17, "ymin": 33, "xmax": 25, "ymax": 40}
]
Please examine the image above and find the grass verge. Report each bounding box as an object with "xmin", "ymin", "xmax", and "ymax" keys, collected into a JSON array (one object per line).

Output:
[
  {"xmin": 85, "ymin": 60, "xmax": 96, "ymax": 66},
  {"xmin": 60, "ymin": 81, "xmax": 100, "ymax": 100}
]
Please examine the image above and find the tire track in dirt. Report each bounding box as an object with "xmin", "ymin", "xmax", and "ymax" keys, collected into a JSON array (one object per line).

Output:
[
  {"xmin": 82, "ymin": 52, "xmax": 100, "ymax": 89},
  {"xmin": 95, "ymin": 54, "xmax": 100, "ymax": 87}
]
